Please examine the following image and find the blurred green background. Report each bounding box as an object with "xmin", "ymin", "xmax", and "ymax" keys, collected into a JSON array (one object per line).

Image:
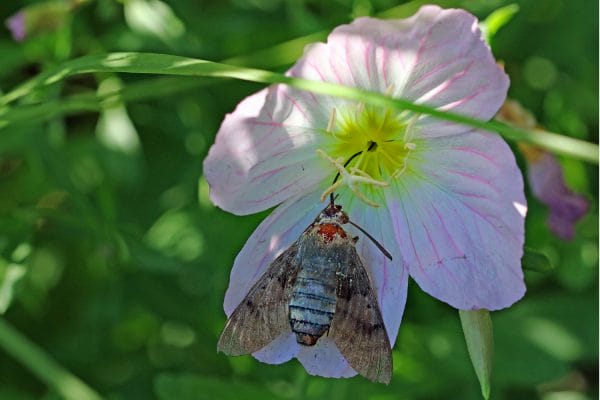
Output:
[{"xmin": 0, "ymin": 0, "xmax": 597, "ymax": 399}]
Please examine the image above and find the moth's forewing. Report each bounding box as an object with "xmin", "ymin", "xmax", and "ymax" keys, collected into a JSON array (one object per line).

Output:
[
  {"xmin": 330, "ymin": 242, "xmax": 393, "ymax": 384},
  {"xmin": 217, "ymin": 243, "xmax": 301, "ymax": 356}
]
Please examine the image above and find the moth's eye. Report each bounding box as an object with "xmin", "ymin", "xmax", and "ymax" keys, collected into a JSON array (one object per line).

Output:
[{"xmin": 339, "ymin": 212, "xmax": 349, "ymax": 223}]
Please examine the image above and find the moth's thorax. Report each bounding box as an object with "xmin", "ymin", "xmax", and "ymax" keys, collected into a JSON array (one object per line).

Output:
[
  {"xmin": 312, "ymin": 204, "xmax": 350, "ymax": 243},
  {"xmin": 316, "ymin": 222, "xmax": 347, "ymax": 242}
]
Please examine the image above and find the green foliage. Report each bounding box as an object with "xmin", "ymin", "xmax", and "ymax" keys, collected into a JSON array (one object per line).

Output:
[
  {"xmin": 0, "ymin": 0, "xmax": 597, "ymax": 400},
  {"xmin": 154, "ymin": 373, "xmax": 288, "ymax": 400},
  {"xmin": 1, "ymin": 53, "xmax": 597, "ymax": 162},
  {"xmin": 480, "ymin": 3, "xmax": 520, "ymax": 44},
  {"xmin": 522, "ymin": 247, "xmax": 553, "ymax": 272},
  {"xmin": 459, "ymin": 310, "xmax": 493, "ymax": 400}
]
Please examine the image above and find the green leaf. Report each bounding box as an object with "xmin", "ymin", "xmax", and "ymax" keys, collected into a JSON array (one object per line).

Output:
[
  {"xmin": 95, "ymin": 77, "xmax": 141, "ymax": 155},
  {"xmin": 154, "ymin": 373, "xmax": 286, "ymax": 400},
  {"xmin": 0, "ymin": 263, "xmax": 26, "ymax": 314},
  {"xmin": 481, "ymin": 4, "xmax": 520, "ymax": 44},
  {"xmin": 0, "ymin": 318, "xmax": 104, "ymax": 400},
  {"xmin": 225, "ymin": 0, "xmax": 465, "ymax": 68},
  {"xmin": 124, "ymin": 0, "xmax": 185, "ymax": 43},
  {"xmin": 0, "ymin": 76, "xmax": 211, "ymax": 128},
  {"xmin": 521, "ymin": 247, "xmax": 553, "ymax": 272},
  {"xmin": 0, "ymin": 52, "xmax": 597, "ymax": 163},
  {"xmin": 459, "ymin": 309, "xmax": 494, "ymax": 400}
]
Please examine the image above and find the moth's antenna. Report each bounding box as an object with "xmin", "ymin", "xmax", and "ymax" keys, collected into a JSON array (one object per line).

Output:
[{"xmin": 349, "ymin": 220, "xmax": 393, "ymax": 261}]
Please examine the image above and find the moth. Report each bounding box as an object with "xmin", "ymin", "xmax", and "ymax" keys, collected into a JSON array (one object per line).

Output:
[{"xmin": 217, "ymin": 199, "xmax": 393, "ymax": 384}]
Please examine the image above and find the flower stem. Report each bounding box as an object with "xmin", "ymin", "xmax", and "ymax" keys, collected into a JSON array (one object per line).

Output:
[{"xmin": 0, "ymin": 317, "xmax": 104, "ymax": 400}]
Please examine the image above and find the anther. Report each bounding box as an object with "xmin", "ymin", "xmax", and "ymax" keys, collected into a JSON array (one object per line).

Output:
[
  {"xmin": 355, "ymin": 102, "xmax": 365, "ymax": 114},
  {"xmin": 317, "ymin": 149, "xmax": 388, "ymax": 208},
  {"xmin": 403, "ymin": 113, "xmax": 420, "ymax": 142},
  {"xmin": 326, "ymin": 108, "xmax": 337, "ymax": 133},
  {"xmin": 385, "ymin": 84, "xmax": 396, "ymax": 96}
]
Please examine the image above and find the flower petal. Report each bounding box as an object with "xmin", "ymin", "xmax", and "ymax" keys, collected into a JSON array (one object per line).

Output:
[
  {"xmin": 253, "ymin": 332, "xmax": 299, "ymax": 365},
  {"xmin": 204, "ymin": 6, "xmax": 508, "ymax": 216},
  {"xmin": 526, "ymin": 151, "xmax": 589, "ymax": 240},
  {"xmin": 296, "ymin": 337, "xmax": 356, "ymax": 378},
  {"xmin": 203, "ymin": 88, "xmax": 333, "ymax": 215},
  {"xmin": 293, "ymin": 5, "xmax": 508, "ymax": 138},
  {"xmin": 6, "ymin": 12, "xmax": 26, "ymax": 41},
  {"xmin": 496, "ymin": 100, "xmax": 589, "ymax": 240},
  {"xmin": 389, "ymin": 131, "xmax": 526, "ymax": 310}
]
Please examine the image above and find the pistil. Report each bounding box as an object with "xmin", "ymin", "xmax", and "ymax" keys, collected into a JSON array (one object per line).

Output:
[{"xmin": 317, "ymin": 150, "xmax": 388, "ymax": 207}]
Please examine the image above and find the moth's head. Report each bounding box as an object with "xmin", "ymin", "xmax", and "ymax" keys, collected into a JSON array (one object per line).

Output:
[
  {"xmin": 318, "ymin": 203, "xmax": 349, "ymax": 225},
  {"xmin": 318, "ymin": 197, "xmax": 393, "ymax": 261}
]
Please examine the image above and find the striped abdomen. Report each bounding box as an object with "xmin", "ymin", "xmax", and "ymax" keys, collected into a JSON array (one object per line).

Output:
[{"xmin": 289, "ymin": 255, "xmax": 337, "ymax": 346}]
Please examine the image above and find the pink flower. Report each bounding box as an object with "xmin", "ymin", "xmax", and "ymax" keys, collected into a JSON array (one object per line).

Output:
[
  {"xmin": 5, "ymin": 12, "xmax": 26, "ymax": 41},
  {"xmin": 204, "ymin": 6, "xmax": 526, "ymax": 379},
  {"xmin": 526, "ymin": 151, "xmax": 588, "ymax": 240},
  {"xmin": 497, "ymin": 100, "xmax": 589, "ymax": 240},
  {"xmin": 5, "ymin": 1, "xmax": 74, "ymax": 42}
]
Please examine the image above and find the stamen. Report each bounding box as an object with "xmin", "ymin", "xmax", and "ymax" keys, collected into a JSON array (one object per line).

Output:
[
  {"xmin": 355, "ymin": 102, "xmax": 365, "ymax": 115},
  {"xmin": 326, "ymin": 107, "xmax": 337, "ymax": 133},
  {"xmin": 317, "ymin": 149, "xmax": 389, "ymax": 208},
  {"xmin": 377, "ymin": 109, "xmax": 391, "ymax": 133},
  {"xmin": 385, "ymin": 84, "xmax": 396, "ymax": 96},
  {"xmin": 389, "ymin": 161, "xmax": 408, "ymax": 181},
  {"xmin": 387, "ymin": 147, "xmax": 411, "ymax": 181},
  {"xmin": 403, "ymin": 113, "xmax": 420, "ymax": 142},
  {"xmin": 382, "ymin": 112, "xmax": 419, "ymax": 181}
]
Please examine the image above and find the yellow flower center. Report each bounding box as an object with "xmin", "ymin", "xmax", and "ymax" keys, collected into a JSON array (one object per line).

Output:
[
  {"xmin": 318, "ymin": 103, "xmax": 417, "ymax": 207},
  {"xmin": 332, "ymin": 105, "xmax": 412, "ymax": 181}
]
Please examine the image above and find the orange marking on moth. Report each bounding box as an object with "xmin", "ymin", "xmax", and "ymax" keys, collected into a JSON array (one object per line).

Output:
[
  {"xmin": 296, "ymin": 333, "xmax": 319, "ymax": 346},
  {"xmin": 317, "ymin": 223, "xmax": 347, "ymax": 242}
]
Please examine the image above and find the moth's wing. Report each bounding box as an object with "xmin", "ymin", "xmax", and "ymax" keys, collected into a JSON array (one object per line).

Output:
[
  {"xmin": 329, "ymin": 242, "xmax": 393, "ymax": 384},
  {"xmin": 217, "ymin": 242, "xmax": 301, "ymax": 356}
]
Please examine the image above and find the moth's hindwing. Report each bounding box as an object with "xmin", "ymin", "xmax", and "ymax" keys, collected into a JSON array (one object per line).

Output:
[
  {"xmin": 217, "ymin": 243, "xmax": 301, "ymax": 356},
  {"xmin": 330, "ymin": 242, "xmax": 393, "ymax": 384}
]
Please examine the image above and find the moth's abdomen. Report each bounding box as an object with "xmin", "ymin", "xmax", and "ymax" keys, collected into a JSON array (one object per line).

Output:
[{"xmin": 289, "ymin": 267, "xmax": 337, "ymax": 346}]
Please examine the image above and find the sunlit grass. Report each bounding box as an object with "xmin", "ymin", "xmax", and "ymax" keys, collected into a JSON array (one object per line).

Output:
[{"xmin": 1, "ymin": 52, "xmax": 597, "ymax": 163}]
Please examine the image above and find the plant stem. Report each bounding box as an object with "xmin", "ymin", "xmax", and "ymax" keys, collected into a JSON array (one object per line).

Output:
[{"xmin": 0, "ymin": 317, "xmax": 104, "ymax": 400}]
